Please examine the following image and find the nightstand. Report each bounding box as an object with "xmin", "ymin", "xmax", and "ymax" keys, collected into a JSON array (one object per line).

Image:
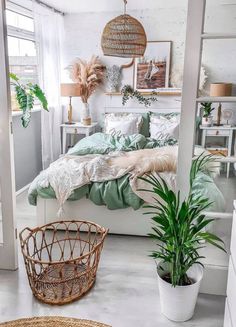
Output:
[
  {"xmin": 200, "ymin": 125, "xmax": 236, "ymax": 178},
  {"xmin": 61, "ymin": 122, "xmax": 98, "ymax": 154}
]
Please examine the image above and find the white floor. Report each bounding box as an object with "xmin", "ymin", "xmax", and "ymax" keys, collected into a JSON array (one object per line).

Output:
[{"xmin": 0, "ymin": 191, "xmax": 226, "ymax": 326}]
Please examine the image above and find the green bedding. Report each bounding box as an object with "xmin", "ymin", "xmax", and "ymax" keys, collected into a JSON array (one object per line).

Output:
[
  {"xmin": 67, "ymin": 132, "xmax": 177, "ymax": 155},
  {"xmin": 28, "ymin": 133, "xmax": 225, "ymax": 212},
  {"xmin": 28, "ymin": 174, "xmax": 143, "ymax": 210},
  {"xmin": 28, "ymin": 133, "xmax": 176, "ymax": 209}
]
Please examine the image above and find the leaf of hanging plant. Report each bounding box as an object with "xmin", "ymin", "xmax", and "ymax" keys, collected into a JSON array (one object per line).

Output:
[
  {"xmin": 15, "ymin": 85, "xmax": 27, "ymax": 111},
  {"xmin": 26, "ymin": 93, "xmax": 35, "ymax": 111},
  {"xmin": 9, "ymin": 73, "xmax": 19, "ymax": 82},
  {"xmin": 21, "ymin": 108, "xmax": 31, "ymax": 128},
  {"xmin": 30, "ymin": 84, "xmax": 48, "ymax": 111}
]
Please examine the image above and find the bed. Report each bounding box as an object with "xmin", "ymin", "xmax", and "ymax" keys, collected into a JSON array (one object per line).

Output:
[{"xmin": 28, "ymin": 107, "xmax": 225, "ymax": 236}]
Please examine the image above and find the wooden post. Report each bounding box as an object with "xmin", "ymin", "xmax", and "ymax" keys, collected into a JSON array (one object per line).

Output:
[
  {"xmin": 0, "ymin": 0, "xmax": 18, "ymax": 270},
  {"xmin": 177, "ymin": 0, "xmax": 206, "ymax": 198}
]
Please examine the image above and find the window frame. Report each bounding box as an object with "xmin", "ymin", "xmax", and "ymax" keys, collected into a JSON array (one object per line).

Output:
[
  {"xmin": 6, "ymin": 3, "xmax": 41, "ymax": 112},
  {"xmin": 6, "ymin": 6, "xmax": 35, "ymax": 42}
]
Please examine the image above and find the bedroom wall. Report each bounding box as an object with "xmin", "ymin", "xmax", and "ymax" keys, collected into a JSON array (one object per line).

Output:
[
  {"xmin": 61, "ymin": 0, "xmax": 236, "ymax": 124},
  {"xmin": 13, "ymin": 110, "xmax": 42, "ymax": 191}
]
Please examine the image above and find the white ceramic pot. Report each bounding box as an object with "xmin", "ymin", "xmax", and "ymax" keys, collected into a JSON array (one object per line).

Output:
[
  {"xmin": 81, "ymin": 103, "xmax": 90, "ymax": 122},
  {"xmin": 157, "ymin": 263, "xmax": 203, "ymax": 322},
  {"xmin": 202, "ymin": 116, "xmax": 213, "ymax": 127}
]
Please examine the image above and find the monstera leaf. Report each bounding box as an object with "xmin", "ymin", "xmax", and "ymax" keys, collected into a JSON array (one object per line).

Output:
[{"xmin": 10, "ymin": 73, "xmax": 48, "ymax": 128}]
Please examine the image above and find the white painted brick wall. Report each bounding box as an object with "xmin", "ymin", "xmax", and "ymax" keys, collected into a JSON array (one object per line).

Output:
[{"xmin": 61, "ymin": 0, "xmax": 236, "ymax": 123}]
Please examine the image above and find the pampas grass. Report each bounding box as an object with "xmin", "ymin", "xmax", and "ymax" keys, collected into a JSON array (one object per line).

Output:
[{"xmin": 70, "ymin": 56, "xmax": 105, "ymax": 103}]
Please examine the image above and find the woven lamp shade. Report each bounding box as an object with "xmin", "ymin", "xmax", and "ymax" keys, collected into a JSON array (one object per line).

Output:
[{"xmin": 101, "ymin": 14, "xmax": 147, "ymax": 58}]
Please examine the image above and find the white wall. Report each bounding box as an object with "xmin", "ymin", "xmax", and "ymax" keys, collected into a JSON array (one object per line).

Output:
[
  {"xmin": 13, "ymin": 111, "xmax": 42, "ymax": 191},
  {"xmin": 61, "ymin": 0, "xmax": 236, "ymax": 124}
]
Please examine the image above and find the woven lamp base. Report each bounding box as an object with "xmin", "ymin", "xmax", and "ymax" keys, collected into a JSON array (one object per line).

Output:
[{"xmin": 0, "ymin": 317, "xmax": 111, "ymax": 327}]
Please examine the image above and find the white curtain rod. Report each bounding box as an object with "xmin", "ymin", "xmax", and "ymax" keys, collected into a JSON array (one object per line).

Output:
[
  {"xmin": 33, "ymin": 0, "xmax": 65, "ymax": 15},
  {"xmin": 7, "ymin": 0, "xmax": 65, "ymax": 16}
]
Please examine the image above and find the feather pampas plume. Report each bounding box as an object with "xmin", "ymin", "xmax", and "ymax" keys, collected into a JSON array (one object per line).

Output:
[{"xmin": 70, "ymin": 56, "xmax": 105, "ymax": 103}]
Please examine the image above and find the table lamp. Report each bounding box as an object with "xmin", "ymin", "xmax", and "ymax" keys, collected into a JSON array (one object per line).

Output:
[
  {"xmin": 210, "ymin": 83, "xmax": 232, "ymax": 126},
  {"xmin": 61, "ymin": 83, "xmax": 81, "ymax": 124}
]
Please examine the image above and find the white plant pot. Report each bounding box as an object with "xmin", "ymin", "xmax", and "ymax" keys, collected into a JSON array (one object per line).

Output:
[
  {"xmin": 81, "ymin": 103, "xmax": 90, "ymax": 122},
  {"xmin": 202, "ymin": 116, "xmax": 213, "ymax": 127},
  {"xmin": 157, "ymin": 263, "xmax": 203, "ymax": 322}
]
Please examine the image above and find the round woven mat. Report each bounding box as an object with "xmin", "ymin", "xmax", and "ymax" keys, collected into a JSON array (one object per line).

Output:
[{"xmin": 0, "ymin": 317, "xmax": 111, "ymax": 327}]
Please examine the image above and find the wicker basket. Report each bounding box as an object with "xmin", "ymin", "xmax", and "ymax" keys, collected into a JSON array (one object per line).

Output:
[{"xmin": 19, "ymin": 221, "xmax": 108, "ymax": 305}]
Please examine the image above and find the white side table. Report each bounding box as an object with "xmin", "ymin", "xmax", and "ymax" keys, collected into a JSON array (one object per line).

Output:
[
  {"xmin": 200, "ymin": 125, "xmax": 236, "ymax": 178},
  {"xmin": 61, "ymin": 122, "xmax": 98, "ymax": 154}
]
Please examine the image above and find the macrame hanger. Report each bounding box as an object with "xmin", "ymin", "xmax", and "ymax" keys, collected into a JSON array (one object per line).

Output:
[{"xmin": 123, "ymin": 0, "xmax": 127, "ymax": 14}]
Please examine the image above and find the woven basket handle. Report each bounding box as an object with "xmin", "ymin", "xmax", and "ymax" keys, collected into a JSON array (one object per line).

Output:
[{"xmin": 19, "ymin": 227, "xmax": 35, "ymax": 246}]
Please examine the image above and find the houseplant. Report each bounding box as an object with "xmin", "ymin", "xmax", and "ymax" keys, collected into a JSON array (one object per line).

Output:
[
  {"xmin": 10, "ymin": 73, "xmax": 48, "ymax": 128},
  {"xmin": 201, "ymin": 102, "xmax": 214, "ymax": 126},
  {"xmin": 70, "ymin": 56, "xmax": 105, "ymax": 125},
  {"xmin": 140, "ymin": 155, "xmax": 225, "ymax": 322},
  {"xmin": 121, "ymin": 84, "xmax": 158, "ymax": 107}
]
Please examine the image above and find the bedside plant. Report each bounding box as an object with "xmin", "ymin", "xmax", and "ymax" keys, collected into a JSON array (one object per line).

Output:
[
  {"xmin": 121, "ymin": 85, "xmax": 158, "ymax": 107},
  {"xmin": 140, "ymin": 154, "xmax": 225, "ymax": 322},
  {"xmin": 201, "ymin": 102, "xmax": 214, "ymax": 126},
  {"xmin": 10, "ymin": 73, "xmax": 48, "ymax": 128}
]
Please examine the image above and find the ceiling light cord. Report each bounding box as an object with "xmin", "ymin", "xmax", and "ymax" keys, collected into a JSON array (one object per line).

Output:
[{"xmin": 123, "ymin": 0, "xmax": 127, "ymax": 14}]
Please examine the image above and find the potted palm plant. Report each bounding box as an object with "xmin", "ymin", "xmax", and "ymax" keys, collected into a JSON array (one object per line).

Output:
[
  {"xmin": 140, "ymin": 155, "xmax": 225, "ymax": 322},
  {"xmin": 201, "ymin": 102, "xmax": 214, "ymax": 126}
]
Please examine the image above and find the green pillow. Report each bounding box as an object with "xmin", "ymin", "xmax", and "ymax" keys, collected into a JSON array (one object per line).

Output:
[{"xmin": 140, "ymin": 112, "xmax": 150, "ymax": 137}]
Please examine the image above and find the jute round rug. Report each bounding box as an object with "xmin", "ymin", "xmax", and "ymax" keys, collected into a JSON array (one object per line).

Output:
[{"xmin": 0, "ymin": 317, "xmax": 111, "ymax": 327}]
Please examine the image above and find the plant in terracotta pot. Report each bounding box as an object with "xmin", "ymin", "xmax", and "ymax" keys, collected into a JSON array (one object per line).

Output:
[
  {"xmin": 70, "ymin": 56, "xmax": 105, "ymax": 125},
  {"xmin": 201, "ymin": 102, "xmax": 214, "ymax": 126},
  {"xmin": 140, "ymin": 155, "xmax": 225, "ymax": 322}
]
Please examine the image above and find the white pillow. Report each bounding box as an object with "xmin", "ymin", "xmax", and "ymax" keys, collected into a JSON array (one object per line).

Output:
[
  {"xmin": 150, "ymin": 114, "xmax": 180, "ymax": 140},
  {"xmin": 104, "ymin": 113, "xmax": 143, "ymax": 136}
]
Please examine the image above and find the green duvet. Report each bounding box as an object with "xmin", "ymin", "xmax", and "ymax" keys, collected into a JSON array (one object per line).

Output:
[{"xmin": 28, "ymin": 133, "xmax": 225, "ymax": 212}]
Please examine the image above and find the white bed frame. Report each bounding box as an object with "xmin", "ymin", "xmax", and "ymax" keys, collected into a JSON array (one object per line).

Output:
[{"xmin": 37, "ymin": 197, "xmax": 151, "ymax": 235}]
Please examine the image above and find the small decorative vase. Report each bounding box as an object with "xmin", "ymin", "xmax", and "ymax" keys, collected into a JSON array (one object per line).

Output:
[{"xmin": 81, "ymin": 102, "xmax": 91, "ymax": 125}]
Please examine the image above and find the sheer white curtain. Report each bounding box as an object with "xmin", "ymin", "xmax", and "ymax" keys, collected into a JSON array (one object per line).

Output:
[{"xmin": 33, "ymin": 4, "xmax": 64, "ymax": 169}]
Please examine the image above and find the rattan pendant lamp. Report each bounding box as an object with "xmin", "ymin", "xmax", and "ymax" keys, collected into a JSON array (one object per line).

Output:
[{"xmin": 101, "ymin": 0, "xmax": 147, "ymax": 58}]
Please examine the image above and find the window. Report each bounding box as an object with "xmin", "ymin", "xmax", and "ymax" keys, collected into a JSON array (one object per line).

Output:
[
  {"xmin": 6, "ymin": 8, "xmax": 39, "ymax": 111},
  {"xmin": 6, "ymin": 9, "xmax": 34, "ymax": 32}
]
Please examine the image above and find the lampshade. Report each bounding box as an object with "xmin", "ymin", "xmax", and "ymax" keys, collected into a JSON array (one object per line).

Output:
[
  {"xmin": 61, "ymin": 83, "xmax": 81, "ymax": 97},
  {"xmin": 210, "ymin": 83, "xmax": 232, "ymax": 97},
  {"xmin": 101, "ymin": 1, "xmax": 147, "ymax": 58}
]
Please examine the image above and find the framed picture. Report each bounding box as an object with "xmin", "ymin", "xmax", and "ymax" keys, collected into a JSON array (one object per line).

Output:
[{"xmin": 134, "ymin": 41, "xmax": 172, "ymax": 91}]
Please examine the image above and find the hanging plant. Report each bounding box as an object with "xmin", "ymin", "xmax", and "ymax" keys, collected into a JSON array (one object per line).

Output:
[
  {"xmin": 10, "ymin": 73, "xmax": 48, "ymax": 128},
  {"xmin": 121, "ymin": 85, "xmax": 158, "ymax": 107}
]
